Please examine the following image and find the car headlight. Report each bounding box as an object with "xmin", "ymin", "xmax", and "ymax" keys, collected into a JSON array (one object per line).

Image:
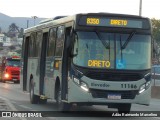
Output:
[{"xmin": 4, "ymin": 73, "xmax": 10, "ymax": 78}]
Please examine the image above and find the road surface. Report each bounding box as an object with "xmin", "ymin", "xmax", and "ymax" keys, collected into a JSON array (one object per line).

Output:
[{"xmin": 0, "ymin": 81, "xmax": 160, "ymax": 120}]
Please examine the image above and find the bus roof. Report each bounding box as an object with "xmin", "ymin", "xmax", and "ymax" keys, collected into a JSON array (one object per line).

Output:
[
  {"xmin": 24, "ymin": 15, "xmax": 75, "ymax": 33},
  {"xmin": 24, "ymin": 13, "xmax": 150, "ymax": 34}
]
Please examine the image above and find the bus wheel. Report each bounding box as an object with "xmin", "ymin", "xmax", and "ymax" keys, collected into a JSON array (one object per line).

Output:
[
  {"xmin": 56, "ymin": 87, "xmax": 71, "ymax": 111},
  {"xmin": 117, "ymin": 103, "xmax": 131, "ymax": 114},
  {"xmin": 29, "ymin": 80, "xmax": 39, "ymax": 104}
]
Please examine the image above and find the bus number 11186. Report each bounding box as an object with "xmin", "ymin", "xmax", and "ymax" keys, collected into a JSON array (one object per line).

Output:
[{"xmin": 121, "ymin": 84, "xmax": 137, "ymax": 89}]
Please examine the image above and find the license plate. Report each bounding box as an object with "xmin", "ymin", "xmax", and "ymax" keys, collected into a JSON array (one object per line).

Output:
[
  {"xmin": 108, "ymin": 94, "xmax": 121, "ymax": 100},
  {"xmin": 13, "ymin": 79, "xmax": 17, "ymax": 81}
]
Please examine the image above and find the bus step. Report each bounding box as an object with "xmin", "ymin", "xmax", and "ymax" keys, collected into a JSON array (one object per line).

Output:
[{"xmin": 40, "ymin": 95, "xmax": 47, "ymax": 99}]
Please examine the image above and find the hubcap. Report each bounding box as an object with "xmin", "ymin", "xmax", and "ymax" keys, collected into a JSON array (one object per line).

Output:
[
  {"xmin": 30, "ymin": 84, "xmax": 33, "ymax": 100},
  {"xmin": 57, "ymin": 90, "xmax": 61, "ymax": 105}
]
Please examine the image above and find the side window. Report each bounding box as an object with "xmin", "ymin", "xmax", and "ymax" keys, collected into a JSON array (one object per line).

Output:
[
  {"xmin": 47, "ymin": 28, "xmax": 56, "ymax": 56},
  {"xmin": 29, "ymin": 33, "xmax": 36, "ymax": 57},
  {"xmin": 55, "ymin": 26, "xmax": 65, "ymax": 56},
  {"xmin": 36, "ymin": 31, "xmax": 42, "ymax": 57},
  {"xmin": 22, "ymin": 36, "xmax": 29, "ymax": 58}
]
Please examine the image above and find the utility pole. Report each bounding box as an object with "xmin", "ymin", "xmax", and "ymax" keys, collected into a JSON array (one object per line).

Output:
[
  {"xmin": 31, "ymin": 16, "xmax": 38, "ymax": 26},
  {"xmin": 139, "ymin": 0, "xmax": 142, "ymax": 16},
  {"xmin": 27, "ymin": 20, "xmax": 29, "ymax": 28}
]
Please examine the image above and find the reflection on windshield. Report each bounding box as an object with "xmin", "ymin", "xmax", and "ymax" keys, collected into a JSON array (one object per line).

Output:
[
  {"xmin": 73, "ymin": 31, "xmax": 151, "ymax": 70},
  {"xmin": 6, "ymin": 60, "xmax": 20, "ymax": 67}
]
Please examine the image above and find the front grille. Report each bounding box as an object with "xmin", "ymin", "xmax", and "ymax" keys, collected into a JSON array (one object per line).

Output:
[
  {"xmin": 11, "ymin": 71, "xmax": 20, "ymax": 75},
  {"xmin": 85, "ymin": 72, "xmax": 142, "ymax": 81},
  {"xmin": 90, "ymin": 89, "xmax": 138, "ymax": 99}
]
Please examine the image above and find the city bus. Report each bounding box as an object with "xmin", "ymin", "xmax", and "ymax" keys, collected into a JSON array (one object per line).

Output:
[{"xmin": 20, "ymin": 13, "xmax": 152, "ymax": 113}]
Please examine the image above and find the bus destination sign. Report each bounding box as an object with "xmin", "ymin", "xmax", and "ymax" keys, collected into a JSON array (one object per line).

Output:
[{"xmin": 78, "ymin": 16, "xmax": 147, "ymax": 29}]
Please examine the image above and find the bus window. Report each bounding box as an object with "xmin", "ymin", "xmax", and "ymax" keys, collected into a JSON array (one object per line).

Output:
[
  {"xmin": 29, "ymin": 33, "xmax": 36, "ymax": 57},
  {"xmin": 36, "ymin": 31, "xmax": 43, "ymax": 57},
  {"xmin": 47, "ymin": 28, "xmax": 56, "ymax": 56},
  {"xmin": 55, "ymin": 26, "xmax": 64, "ymax": 56}
]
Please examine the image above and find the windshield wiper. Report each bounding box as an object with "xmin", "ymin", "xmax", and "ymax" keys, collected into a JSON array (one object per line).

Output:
[
  {"xmin": 121, "ymin": 31, "xmax": 136, "ymax": 49},
  {"xmin": 119, "ymin": 34, "xmax": 123, "ymax": 60},
  {"xmin": 95, "ymin": 31, "xmax": 110, "ymax": 49}
]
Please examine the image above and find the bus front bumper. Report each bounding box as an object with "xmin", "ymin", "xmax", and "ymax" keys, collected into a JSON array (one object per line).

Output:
[{"xmin": 67, "ymin": 80, "xmax": 151, "ymax": 106}]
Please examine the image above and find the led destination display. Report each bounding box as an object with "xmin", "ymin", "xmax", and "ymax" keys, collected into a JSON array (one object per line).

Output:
[{"xmin": 78, "ymin": 16, "xmax": 149, "ymax": 29}]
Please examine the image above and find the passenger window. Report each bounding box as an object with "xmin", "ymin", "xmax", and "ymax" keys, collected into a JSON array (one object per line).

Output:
[
  {"xmin": 29, "ymin": 33, "xmax": 36, "ymax": 57},
  {"xmin": 36, "ymin": 31, "xmax": 42, "ymax": 57},
  {"xmin": 47, "ymin": 28, "xmax": 56, "ymax": 56},
  {"xmin": 55, "ymin": 26, "xmax": 64, "ymax": 56}
]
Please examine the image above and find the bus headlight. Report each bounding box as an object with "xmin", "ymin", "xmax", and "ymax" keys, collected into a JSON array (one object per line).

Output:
[
  {"xmin": 73, "ymin": 77, "xmax": 89, "ymax": 92},
  {"xmin": 73, "ymin": 77, "xmax": 80, "ymax": 85},
  {"xmin": 139, "ymin": 84, "xmax": 145, "ymax": 94},
  {"xmin": 139, "ymin": 81, "xmax": 151, "ymax": 94},
  {"xmin": 145, "ymin": 81, "xmax": 151, "ymax": 89},
  {"xmin": 80, "ymin": 82, "xmax": 89, "ymax": 92}
]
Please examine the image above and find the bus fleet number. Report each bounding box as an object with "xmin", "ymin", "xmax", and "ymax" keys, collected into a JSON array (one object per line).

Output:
[
  {"xmin": 121, "ymin": 84, "xmax": 137, "ymax": 89},
  {"xmin": 87, "ymin": 18, "xmax": 100, "ymax": 25}
]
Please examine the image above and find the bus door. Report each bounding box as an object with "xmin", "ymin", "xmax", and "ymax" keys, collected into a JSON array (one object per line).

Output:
[
  {"xmin": 44, "ymin": 28, "xmax": 57, "ymax": 98},
  {"xmin": 44, "ymin": 26, "xmax": 66, "ymax": 99},
  {"xmin": 21, "ymin": 36, "xmax": 30, "ymax": 91},
  {"xmin": 39, "ymin": 32, "xmax": 48, "ymax": 96}
]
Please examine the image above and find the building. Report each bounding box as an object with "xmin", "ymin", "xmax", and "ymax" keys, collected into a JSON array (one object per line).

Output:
[
  {"xmin": 0, "ymin": 33, "xmax": 4, "ymax": 47},
  {"xmin": 3, "ymin": 37, "xmax": 11, "ymax": 47},
  {"xmin": 0, "ymin": 33, "xmax": 4, "ymax": 42}
]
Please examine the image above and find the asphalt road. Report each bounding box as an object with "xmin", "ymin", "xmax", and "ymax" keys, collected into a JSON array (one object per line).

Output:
[{"xmin": 0, "ymin": 81, "xmax": 160, "ymax": 120}]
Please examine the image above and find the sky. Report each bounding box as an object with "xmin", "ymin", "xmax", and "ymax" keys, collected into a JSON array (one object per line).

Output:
[{"xmin": 0, "ymin": 0, "xmax": 159, "ymax": 19}]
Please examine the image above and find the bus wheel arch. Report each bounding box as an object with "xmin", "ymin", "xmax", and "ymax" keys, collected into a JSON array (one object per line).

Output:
[
  {"xmin": 55, "ymin": 77, "xmax": 60, "ymax": 100},
  {"xmin": 29, "ymin": 75, "xmax": 39, "ymax": 104},
  {"xmin": 55, "ymin": 76, "xmax": 71, "ymax": 111}
]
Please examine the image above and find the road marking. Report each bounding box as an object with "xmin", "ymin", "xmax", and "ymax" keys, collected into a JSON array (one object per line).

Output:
[
  {"xmin": 153, "ymin": 117, "xmax": 160, "ymax": 120},
  {"xmin": 0, "ymin": 97, "xmax": 17, "ymax": 111},
  {"xmin": 23, "ymin": 91, "xmax": 30, "ymax": 94},
  {"xmin": 18, "ymin": 104, "xmax": 32, "ymax": 110},
  {"xmin": 0, "ymin": 96, "xmax": 27, "ymax": 120}
]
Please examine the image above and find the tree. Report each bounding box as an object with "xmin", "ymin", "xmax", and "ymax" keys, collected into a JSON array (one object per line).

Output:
[
  {"xmin": 7, "ymin": 23, "xmax": 19, "ymax": 38},
  {"xmin": 151, "ymin": 18, "xmax": 160, "ymax": 43},
  {"xmin": 151, "ymin": 18, "xmax": 160, "ymax": 63}
]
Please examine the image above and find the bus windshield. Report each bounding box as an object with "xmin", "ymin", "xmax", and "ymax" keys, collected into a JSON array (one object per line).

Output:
[{"xmin": 73, "ymin": 31, "xmax": 151, "ymax": 70}]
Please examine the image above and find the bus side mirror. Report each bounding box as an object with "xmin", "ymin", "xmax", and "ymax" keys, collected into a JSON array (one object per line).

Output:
[
  {"xmin": 68, "ymin": 33, "xmax": 75, "ymax": 58},
  {"xmin": 67, "ymin": 26, "xmax": 77, "ymax": 58}
]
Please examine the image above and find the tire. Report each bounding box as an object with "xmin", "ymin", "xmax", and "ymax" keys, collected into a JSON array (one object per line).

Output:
[
  {"xmin": 29, "ymin": 79, "xmax": 40, "ymax": 104},
  {"xmin": 2, "ymin": 79, "xmax": 5, "ymax": 83},
  {"xmin": 117, "ymin": 103, "xmax": 131, "ymax": 114},
  {"xmin": 56, "ymin": 87, "xmax": 71, "ymax": 111},
  {"xmin": 14, "ymin": 81, "xmax": 20, "ymax": 84},
  {"xmin": 39, "ymin": 99, "xmax": 47, "ymax": 104}
]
